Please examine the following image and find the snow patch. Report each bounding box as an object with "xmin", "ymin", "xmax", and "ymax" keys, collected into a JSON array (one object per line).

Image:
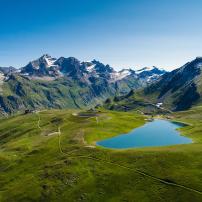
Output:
[
  {"xmin": 135, "ymin": 66, "xmax": 155, "ymax": 74},
  {"xmin": 110, "ymin": 69, "xmax": 131, "ymax": 81},
  {"xmin": 146, "ymin": 74, "xmax": 162, "ymax": 82},
  {"xmin": 21, "ymin": 73, "xmax": 29, "ymax": 76},
  {"xmin": 43, "ymin": 55, "xmax": 57, "ymax": 67},
  {"xmin": 86, "ymin": 64, "xmax": 96, "ymax": 72}
]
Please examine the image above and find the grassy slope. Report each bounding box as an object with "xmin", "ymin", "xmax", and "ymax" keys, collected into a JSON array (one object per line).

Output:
[
  {"xmin": 0, "ymin": 74, "xmax": 142, "ymax": 114},
  {"xmin": 0, "ymin": 75, "xmax": 115, "ymax": 113},
  {"xmin": 103, "ymin": 91, "xmax": 170, "ymax": 114},
  {"xmin": 0, "ymin": 109, "xmax": 202, "ymax": 202}
]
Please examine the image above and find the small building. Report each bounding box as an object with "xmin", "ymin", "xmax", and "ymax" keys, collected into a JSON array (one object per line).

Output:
[{"xmin": 24, "ymin": 109, "xmax": 35, "ymax": 114}]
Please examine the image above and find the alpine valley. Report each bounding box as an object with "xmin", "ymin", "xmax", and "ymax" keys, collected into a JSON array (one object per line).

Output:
[
  {"xmin": 1, "ymin": 55, "xmax": 202, "ymax": 202},
  {"xmin": 2, "ymin": 1, "xmax": 202, "ymax": 201}
]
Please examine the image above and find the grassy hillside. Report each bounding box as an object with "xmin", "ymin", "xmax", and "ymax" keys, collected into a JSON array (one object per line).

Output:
[
  {"xmin": 0, "ymin": 75, "xmax": 113, "ymax": 114},
  {"xmin": 0, "ymin": 108, "xmax": 202, "ymax": 201},
  {"xmin": 0, "ymin": 74, "xmax": 142, "ymax": 115},
  {"xmin": 103, "ymin": 90, "xmax": 170, "ymax": 114}
]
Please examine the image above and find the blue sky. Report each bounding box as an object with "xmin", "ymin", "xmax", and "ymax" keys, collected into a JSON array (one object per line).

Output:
[{"xmin": 0, "ymin": 0, "xmax": 202, "ymax": 70}]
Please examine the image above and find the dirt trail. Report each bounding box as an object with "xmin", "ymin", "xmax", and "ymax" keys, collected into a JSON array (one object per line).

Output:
[
  {"xmin": 57, "ymin": 127, "xmax": 64, "ymax": 154},
  {"xmin": 36, "ymin": 111, "xmax": 61, "ymax": 136},
  {"xmin": 37, "ymin": 113, "xmax": 41, "ymax": 130}
]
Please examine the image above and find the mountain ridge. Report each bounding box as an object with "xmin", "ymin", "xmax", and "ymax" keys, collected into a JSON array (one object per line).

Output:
[
  {"xmin": 0, "ymin": 54, "xmax": 166, "ymax": 115},
  {"xmin": 106, "ymin": 57, "xmax": 202, "ymax": 112},
  {"xmin": 143, "ymin": 57, "xmax": 202, "ymax": 110},
  {"xmin": 19, "ymin": 54, "xmax": 166, "ymax": 82}
]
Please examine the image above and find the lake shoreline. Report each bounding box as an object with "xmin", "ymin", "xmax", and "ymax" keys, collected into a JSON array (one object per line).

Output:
[{"xmin": 96, "ymin": 119, "xmax": 192, "ymax": 150}]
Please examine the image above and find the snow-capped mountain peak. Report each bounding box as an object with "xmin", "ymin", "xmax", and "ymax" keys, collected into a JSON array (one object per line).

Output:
[{"xmin": 19, "ymin": 54, "xmax": 166, "ymax": 84}]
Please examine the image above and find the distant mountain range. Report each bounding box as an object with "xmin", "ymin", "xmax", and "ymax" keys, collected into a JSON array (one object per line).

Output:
[
  {"xmin": 0, "ymin": 54, "xmax": 165, "ymax": 114},
  {"xmin": 106, "ymin": 57, "xmax": 202, "ymax": 112},
  {"xmin": 19, "ymin": 54, "xmax": 165, "ymax": 83}
]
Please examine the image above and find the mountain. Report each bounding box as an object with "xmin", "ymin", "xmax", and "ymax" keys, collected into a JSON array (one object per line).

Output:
[
  {"xmin": 142, "ymin": 57, "xmax": 202, "ymax": 111},
  {"xmin": 110, "ymin": 57, "xmax": 202, "ymax": 111},
  {"xmin": 0, "ymin": 54, "xmax": 166, "ymax": 115},
  {"xmin": 20, "ymin": 54, "xmax": 166, "ymax": 83},
  {"xmin": 21, "ymin": 54, "xmax": 60, "ymax": 77},
  {"xmin": 104, "ymin": 57, "xmax": 202, "ymax": 112},
  {"xmin": 20, "ymin": 54, "xmax": 165, "ymax": 83}
]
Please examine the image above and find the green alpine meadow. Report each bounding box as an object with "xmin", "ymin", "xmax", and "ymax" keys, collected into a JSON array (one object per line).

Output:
[
  {"xmin": 0, "ymin": 108, "xmax": 202, "ymax": 201},
  {"xmin": 1, "ymin": 0, "xmax": 202, "ymax": 201}
]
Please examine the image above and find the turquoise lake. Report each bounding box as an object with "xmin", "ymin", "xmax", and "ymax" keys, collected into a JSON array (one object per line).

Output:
[{"xmin": 96, "ymin": 119, "xmax": 192, "ymax": 149}]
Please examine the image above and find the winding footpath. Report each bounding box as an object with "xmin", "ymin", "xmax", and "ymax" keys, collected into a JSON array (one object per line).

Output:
[{"xmin": 36, "ymin": 112, "xmax": 42, "ymax": 130}]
